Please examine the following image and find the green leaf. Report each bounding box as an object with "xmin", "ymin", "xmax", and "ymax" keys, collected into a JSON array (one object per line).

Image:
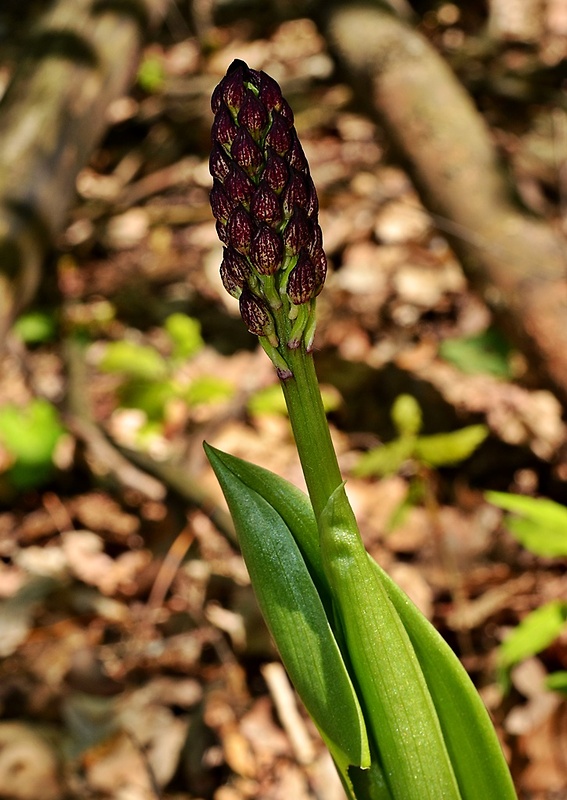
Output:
[
  {"xmin": 319, "ymin": 485, "xmax": 461, "ymax": 800},
  {"xmin": 248, "ymin": 382, "xmax": 341, "ymax": 417},
  {"xmin": 439, "ymin": 329, "xmax": 513, "ymax": 378},
  {"xmin": 499, "ymin": 601, "xmax": 567, "ymax": 671},
  {"xmin": 203, "ymin": 443, "xmax": 370, "ymax": 773},
  {"xmin": 137, "ymin": 54, "xmax": 166, "ymax": 93},
  {"xmin": 545, "ymin": 671, "xmax": 567, "ymax": 695},
  {"xmin": 0, "ymin": 400, "xmax": 65, "ymax": 488},
  {"xmin": 12, "ymin": 311, "xmax": 57, "ymax": 344},
  {"xmin": 414, "ymin": 424, "xmax": 488, "ymax": 467},
  {"xmin": 391, "ymin": 394, "xmax": 422, "ymax": 437},
  {"xmin": 118, "ymin": 379, "xmax": 176, "ymax": 420},
  {"xmin": 226, "ymin": 458, "xmax": 517, "ymax": 800},
  {"xmin": 486, "ymin": 491, "xmax": 567, "ymax": 557},
  {"xmin": 185, "ymin": 376, "xmax": 234, "ymax": 406},
  {"xmin": 99, "ymin": 341, "xmax": 168, "ymax": 380},
  {"xmin": 165, "ymin": 313, "xmax": 204, "ymax": 361},
  {"xmin": 353, "ymin": 437, "xmax": 415, "ymax": 478}
]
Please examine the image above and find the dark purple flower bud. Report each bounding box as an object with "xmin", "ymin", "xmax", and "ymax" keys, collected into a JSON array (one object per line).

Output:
[
  {"xmin": 306, "ymin": 175, "xmax": 319, "ymax": 218},
  {"xmin": 211, "ymin": 82, "xmax": 223, "ymax": 114},
  {"xmin": 282, "ymin": 172, "xmax": 309, "ymax": 215},
  {"xmin": 225, "ymin": 165, "xmax": 254, "ymax": 207},
  {"xmin": 216, "ymin": 219, "xmax": 230, "ymax": 246},
  {"xmin": 307, "ymin": 222, "xmax": 323, "ymax": 255},
  {"xmin": 231, "ymin": 128, "xmax": 264, "ymax": 176},
  {"xmin": 288, "ymin": 134, "xmax": 309, "ymax": 173},
  {"xmin": 262, "ymin": 150, "xmax": 288, "ymax": 194},
  {"xmin": 250, "ymin": 182, "xmax": 282, "ymax": 225},
  {"xmin": 265, "ymin": 112, "xmax": 293, "ymax": 155},
  {"xmin": 227, "ymin": 206, "xmax": 254, "ymax": 254},
  {"xmin": 210, "ymin": 181, "xmax": 236, "ymax": 223},
  {"xmin": 310, "ymin": 246, "xmax": 328, "ymax": 292},
  {"xmin": 238, "ymin": 93, "xmax": 269, "ymax": 141},
  {"xmin": 239, "ymin": 288, "xmax": 273, "ymax": 337},
  {"xmin": 250, "ymin": 223, "xmax": 284, "ymax": 276},
  {"xmin": 220, "ymin": 61, "xmax": 248, "ymax": 111},
  {"xmin": 287, "ymin": 250, "xmax": 326, "ymax": 305},
  {"xmin": 283, "ymin": 208, "xmax": 311, "ymax": 254},
  {"xmin": 212, "ymin": 104, "xmax": 238, "ymax": 148},
  {"xmin": 258, "ymin": 72, "xmax": 289, "ymax": 116},
  {"xmin": 209, "ymin": 142, "xmax": 231, "ymax": 182},
  {"xmin": 220, "ymin": 246, "xmax": 250, "ymax": 297}
]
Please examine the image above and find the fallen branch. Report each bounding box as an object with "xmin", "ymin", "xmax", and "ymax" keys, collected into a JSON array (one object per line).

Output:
[
  {"xmin": 0, "ymin": 0, "xmax": 167, "ymax": 337},
  {"xmin": 315, "ymin": 1, "xmax": 567, "ymax": 403}
]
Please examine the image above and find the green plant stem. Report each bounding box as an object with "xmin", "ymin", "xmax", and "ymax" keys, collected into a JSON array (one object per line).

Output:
[{"xmin": 280, "ymin": 345, "xmax": 343, "ymax": 522}]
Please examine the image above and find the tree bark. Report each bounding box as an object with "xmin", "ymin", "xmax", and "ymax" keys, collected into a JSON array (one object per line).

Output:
[
  {"xmin": 314, "ymin": 1, "xmax": 567, "ymax": 403},
  {"xmin": 0, "ymin": 0, "xmax": 167, "ymax": 337}
]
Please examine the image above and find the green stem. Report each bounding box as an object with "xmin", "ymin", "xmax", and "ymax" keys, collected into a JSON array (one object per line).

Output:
[{"xmin": 280, "ymin": 345, "xmax": 343, "ymax": 521}]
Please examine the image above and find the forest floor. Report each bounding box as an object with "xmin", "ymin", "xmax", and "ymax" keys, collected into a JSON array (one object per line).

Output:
[{"xmin": 0, "ymin": 2, "xmax": 566, "ymax": 799}]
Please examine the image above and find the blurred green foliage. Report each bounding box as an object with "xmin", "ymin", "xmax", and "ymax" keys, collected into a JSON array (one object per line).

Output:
[
  {"xmin": 487, "ymin": 491, "xmax": 567, "ymax": 691},
  {"xmin": 0, "ymin": 399, "xmax": 65, "ymax": 488},
  {"xmin": 439, "ymin": 328, "xmax": 514, "ymax": 378}
]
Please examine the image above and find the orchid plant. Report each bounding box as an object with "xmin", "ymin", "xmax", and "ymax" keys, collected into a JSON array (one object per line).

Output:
[{"xmin": 205, "ymin": 60, "xmax": 517, "ymax": 800}]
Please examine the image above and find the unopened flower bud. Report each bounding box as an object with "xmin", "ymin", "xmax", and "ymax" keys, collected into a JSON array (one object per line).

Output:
[
  {"xmin": 262, "ymin": 150, "xmax": 289, "ymax": 194},
  {"xmin": 265, "ymin": 112, "xmax": 293, "ymax": 155},
  {"xmin": 238, "ymin": 93, "xmax": 269, "ymax": 141},
  {"xmin": 239, "ymin": 288, "xmax": 275, "ymax": 337},
  {"xmin": 232, "ymin": 128, "xmax": 264, "ymax": 175},
  {"xmin": 282, "ymin": 172, "xmax": 309, "ymax": 216},
  {"xmin": 220, "ymin": 246, "xmax": 250, "ymax": 297},
  {"xmin": 250, "ymin": 223, "xmax": 284, "ymax": 276},
  {"xmin": 212, "ymin": 105, "xmax": 238, "ymax": 148},
  {"xmin": 283, "ymin": 208, "xmax": 311, "ymax": 255},
  {"xmin": 250, "ymin": 182, "xmax": 282, "ymax": 225},
  {"xmin": 288, "ymin": 135, "xmax": 309, "ymax": 172},
  {"xmin": 287, "ymin": 250, "xmax": 326, "ymax": 305},
  {"xmin": 224, "ymin": 165, "xmax": 254, "ymax": 207},
  {"xmin": 210, "ymin": 181, "xmax": 236, "ymax": 223},
  {"xmin": 227, "ymin": 206, "xmax": 254, "ymax": 254},
  {"xmin": 209, "ymin": 143, "xmax": 231, "ymax": 182},
  {"xmin": 219, "ymin": 61, "xmax": 248, "ymax": 111}
]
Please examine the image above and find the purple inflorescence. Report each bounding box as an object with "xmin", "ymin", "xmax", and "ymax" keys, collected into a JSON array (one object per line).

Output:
[{"xmin": 209, "ymin": 60, "xmax": 326, "ymax": 343}]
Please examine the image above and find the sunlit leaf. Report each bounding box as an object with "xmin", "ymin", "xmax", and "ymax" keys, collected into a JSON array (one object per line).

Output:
[
  {"xmin": 353, "ymin": 438, "xmax": 415, "ymax": 478},
  {"xmin": 486, "ymin": 491, "xmax": 567, "ymax": 557},
  {"xmin": 137, "ymin": 54, "xmax": 166, "ymax": 93},
  {"xmin": 165, "ymin": 313, "xmax": 204, "ymax": 361},
  {"xmin": 439, "ymin": 328, "xmax": 513, "ymax": 377},
  {"xmin": 499, "ymin": 601, "xmax": 567, "ymax": 671},
  {"xmin": 391, "ymin": 394, "xmax": 422, "ymax": 437},
  {"xmin": 545, "ymin": 671, "xmax": 567, "ymax": 695},
  {"xmin": 414, "ymin": 424, "xmax": 488, "ymax": 467},
  {"xmin": 99, "ymin": 341, "xmax": 168, "ymax": 380},
  {"xmin": 12, "ymin": 311, "xmax": 57, "ymax": 344},
  {"xmin": 185, "ymin": 376, "xmax": 234, "ymax": 406},
  {"xmin": 119, "ymin": 379, "xmax": 176, "ymax": 420},
  {"xmin": 0, "ymin": 400, "xmax": 65, "ymax": 488}
]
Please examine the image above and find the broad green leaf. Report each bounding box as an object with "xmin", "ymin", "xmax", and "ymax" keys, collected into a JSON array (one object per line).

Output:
[
  {"xmin": 320, "ymin": 485, "xmax": 461, "ymax": 800},
  {"xmin": 99, "ymin": 341, "xmax": 167, "ymax": 380},
  {"xmin": 165, "ymin": 313, "xmax": 204, "ymax": 361},
  {"xmin": 499, "ymin": 601, "xmax": 567, "ymax": 671},
  {"xmin": 391, "ymin": 394, "xmax": 422, "ymax": 437},
  {"xmin": 439, "ymin": 329, "xmax": 513, "ymax": 378},
  {"xmin": 0, "ymin": 400, "xmax": 65, "ymax": 488},
  {"xmin": 414, "ymin": 424, "xmax": 488, "ymax": 467},
  {"xmin": 545, "ymin": 671, "xmax": 567, "ymax": 695},
  {"xmin": 486, "ymin": 491, "xmax": 567, "ymax": 557},
  {"xmin": 353, "ymin": 437, "xmax": 415, "ymax": 478},
  {"xmin": 225, "ymin": 457, "xmax": 517, "ymax": 800},
  {"xmin": 203, "ymin": 443, "xmax": 370, "ymax": 773},
  {"xmin": 185, "ymin": 376, "xmax": 234, "ymax": 406}
]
